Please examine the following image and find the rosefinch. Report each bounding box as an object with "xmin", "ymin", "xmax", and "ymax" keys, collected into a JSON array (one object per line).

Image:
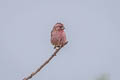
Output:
[{"xmin": 51, "ymin": 23, "xmax": 67, "ymax": 49}]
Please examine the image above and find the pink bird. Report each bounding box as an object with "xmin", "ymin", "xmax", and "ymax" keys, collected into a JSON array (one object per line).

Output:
[{"xmin": 51, "ymin": 23, "xmax": 67, "ymax": 49}]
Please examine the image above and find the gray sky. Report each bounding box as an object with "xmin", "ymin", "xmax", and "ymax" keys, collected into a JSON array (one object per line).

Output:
[{"xmin": 0, "ymin": 0, "xmax": 120, "ymax": 80}]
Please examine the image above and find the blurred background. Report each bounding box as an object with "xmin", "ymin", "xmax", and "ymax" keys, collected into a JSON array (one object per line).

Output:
[{"xmin": 0, "ymin": 0, "xmax": 120, "ymax": 80}]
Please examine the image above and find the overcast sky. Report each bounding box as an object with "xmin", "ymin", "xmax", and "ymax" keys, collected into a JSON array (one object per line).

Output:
[{"xmin": 0, "ymin": 0, "xmax": 120, "ymax": 80}]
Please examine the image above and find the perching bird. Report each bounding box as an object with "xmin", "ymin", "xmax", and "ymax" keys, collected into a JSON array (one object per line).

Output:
[{"xmin": 51, "ymin": 23, "xmax": 67, "ymax": 49}]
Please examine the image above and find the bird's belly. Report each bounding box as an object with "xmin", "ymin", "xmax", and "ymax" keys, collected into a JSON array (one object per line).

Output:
[{"xmin": 51, "ymin": 32, "xmax": 66, "ymax": 46}]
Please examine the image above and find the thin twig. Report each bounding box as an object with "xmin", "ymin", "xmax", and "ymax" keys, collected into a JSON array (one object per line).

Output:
[{"xmin": 23, "ymin": 41, "xmax": 68, "ymax": 80}]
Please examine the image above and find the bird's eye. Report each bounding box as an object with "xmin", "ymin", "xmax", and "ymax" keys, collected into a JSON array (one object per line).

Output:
[{"xmin": 60, "ymin": 26, "xmax": 63, "ymax": 28}]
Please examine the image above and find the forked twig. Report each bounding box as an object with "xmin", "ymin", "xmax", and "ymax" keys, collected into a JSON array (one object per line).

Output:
[{"xmin": 23, "ymin": 41, "xmax": 68, "ymax": 80}]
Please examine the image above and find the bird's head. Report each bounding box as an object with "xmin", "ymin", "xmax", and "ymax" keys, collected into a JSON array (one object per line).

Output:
[{"xmin": 54, "ymin": 23, "xmax": 65, "ymax": 31}]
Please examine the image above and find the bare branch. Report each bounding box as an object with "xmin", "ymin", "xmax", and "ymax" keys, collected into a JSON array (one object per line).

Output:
[{"xmin": 23, "ymin": 41, "xmax": 68, "ymax": 80}]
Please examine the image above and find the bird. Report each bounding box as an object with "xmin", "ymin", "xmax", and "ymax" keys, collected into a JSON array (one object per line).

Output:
[{"xmin": 51, "ymin": 23, "xmax": 67, "ymax": 49}]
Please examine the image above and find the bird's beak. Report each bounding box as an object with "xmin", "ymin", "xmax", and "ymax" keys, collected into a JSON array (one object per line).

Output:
[{"xmin": 61, "ymin": 26, "xmax": 65, "ymax": 30}]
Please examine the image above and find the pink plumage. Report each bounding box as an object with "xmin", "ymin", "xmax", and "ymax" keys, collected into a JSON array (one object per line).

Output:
[{"xmin": 51, "ymin": 23, "xmax": 67, "ymax": 49}]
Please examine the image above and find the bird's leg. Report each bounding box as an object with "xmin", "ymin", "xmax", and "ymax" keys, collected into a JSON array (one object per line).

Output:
[
  {"xmin": 54, "ymin": 45, "xmax": 60, "ymax": 49},
  {"xmin": 54, "ymin": 45, "xmax": 61, "ymax": 56},
  {"xmin": 54, "ymin": 46, "xmax": 56, "ymax": 49}
]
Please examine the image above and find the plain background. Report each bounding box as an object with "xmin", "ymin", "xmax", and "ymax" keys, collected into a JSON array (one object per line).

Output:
[{"xmin": 0, "ymin": 0, "xmax": 120, "ymax": 80}]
